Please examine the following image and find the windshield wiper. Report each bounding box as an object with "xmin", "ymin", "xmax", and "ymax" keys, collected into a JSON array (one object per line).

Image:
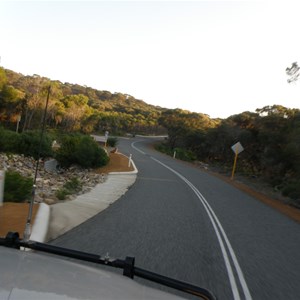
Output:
[{"xmin": 0, "ymin": 232, "xmax": 216, "ymax": 300}]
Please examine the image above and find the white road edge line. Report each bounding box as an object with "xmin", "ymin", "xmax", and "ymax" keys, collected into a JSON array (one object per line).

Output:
[
  {"xmin": 151, "ymin": 157, "xmax": 253, "ymax": 300},
  {"xmin": 131, "ymin": 141, "xmax": 146, "ymax": 155},
  {"xmin": 197, "ymin": 191, "xmax": 253, "ymax": 300}
]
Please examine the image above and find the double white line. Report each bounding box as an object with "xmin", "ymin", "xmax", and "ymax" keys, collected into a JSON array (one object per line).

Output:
[{"xmin": 151, "ymin": 157, "xmax": 252, "ymax": 300}]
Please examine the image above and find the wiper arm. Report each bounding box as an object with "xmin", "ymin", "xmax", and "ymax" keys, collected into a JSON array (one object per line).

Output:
[{"xmin": 0, "ymin": 232, "xmax": 216, "ymax": 300}]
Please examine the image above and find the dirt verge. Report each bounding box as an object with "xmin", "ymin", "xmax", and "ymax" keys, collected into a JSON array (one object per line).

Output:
[
  {"xmin": 0, "ymin": 203, "xmax": 39, "ymax": 238},
  {"xmin": 210, "ymin": 171, "xmax": 300, "ymax": 223}
]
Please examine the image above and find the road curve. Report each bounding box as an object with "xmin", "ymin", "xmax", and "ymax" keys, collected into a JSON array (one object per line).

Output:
[{"xmin": 50, "ymin": 137, "xmax": 300, "ymax": 300}]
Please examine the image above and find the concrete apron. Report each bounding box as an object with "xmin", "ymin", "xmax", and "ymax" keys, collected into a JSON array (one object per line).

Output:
[{"xmin": 47, "ymin": 174, "xmax": 137, "ymax": 241}]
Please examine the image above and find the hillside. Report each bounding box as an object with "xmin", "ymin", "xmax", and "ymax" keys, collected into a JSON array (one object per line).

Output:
[{"xmin": 1, "ymin": 68, "xmax": 166, "ymax": 135}]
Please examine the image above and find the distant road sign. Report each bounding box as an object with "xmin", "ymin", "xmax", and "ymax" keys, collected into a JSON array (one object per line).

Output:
[
  {"xmin": 231, "ymin": 142, "xmax": 244, "ymax": 155},
  {"xmin": 230, "ymin": 142, "xmax": 244, "ymax": 180}
]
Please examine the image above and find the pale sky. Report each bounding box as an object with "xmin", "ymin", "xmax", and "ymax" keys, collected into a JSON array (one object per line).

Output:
[{"xmin": 0, "ymin": 0, "xmax": 299, "ymax": 119}]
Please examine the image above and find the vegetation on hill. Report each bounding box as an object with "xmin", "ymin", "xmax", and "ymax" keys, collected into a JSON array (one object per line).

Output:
[
  {"xmin": 0, "ymin": 68, "xmax": 166, "ymax": 135},
  {"xmin": 0, "ymin": 67, "xmax": 299, "ymax": 204}
]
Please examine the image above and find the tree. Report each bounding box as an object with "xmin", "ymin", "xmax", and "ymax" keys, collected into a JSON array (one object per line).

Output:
[
  {"xmin": 0, "ymin": 67, "xmax": 7, "ymax": 90},
  {"xmin": 20, "ymin": 76, "xmax": 51, "ymax": 131},
  {"xmin": 60, "ymin": 94, "xmax": 91, "ymax": 131},
  {"xmin": 158, "ymin": 109, "xmax": 217, "ymax": 149},
  {"xmin": 0, "ymin": 85, "xmax": 24, "ymax": 125},
  {"xmin": 286, "ymin": 62, "xmax": 300, "ymax": 83}
]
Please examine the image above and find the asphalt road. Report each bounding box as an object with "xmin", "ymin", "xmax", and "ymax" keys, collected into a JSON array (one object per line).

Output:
[{"xmin": 50, "ymin": 137, "xmax": 300, "ymax": 300}]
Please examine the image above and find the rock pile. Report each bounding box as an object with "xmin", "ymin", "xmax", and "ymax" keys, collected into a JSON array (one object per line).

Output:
[{"xmin": 0, "ymin": 154, "xmax": 106, "ymax": 204}]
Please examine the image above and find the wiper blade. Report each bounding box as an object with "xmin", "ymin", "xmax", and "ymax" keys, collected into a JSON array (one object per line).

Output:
[{"xmin": 0, "ymin": 232, "xmax": 216, "ymax": 300}]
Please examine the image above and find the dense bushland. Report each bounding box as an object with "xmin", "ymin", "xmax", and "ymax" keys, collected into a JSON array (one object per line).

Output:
[{"xmin": 158, "ymin": 107, "xmax": 300, "ymax": 204}]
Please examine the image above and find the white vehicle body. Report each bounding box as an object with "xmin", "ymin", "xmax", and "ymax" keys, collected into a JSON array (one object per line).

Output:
[{"xmin": 0, "ymin": 246, "xmax": 185, "ymax": 300}]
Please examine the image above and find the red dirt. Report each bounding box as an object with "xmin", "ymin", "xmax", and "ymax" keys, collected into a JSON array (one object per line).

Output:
[{"xmin": 0, "ymin": 203, "xmax": 39, "ymax": 238}]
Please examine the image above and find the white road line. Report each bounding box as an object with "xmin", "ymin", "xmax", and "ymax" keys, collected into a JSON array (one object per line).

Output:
[
  {"xmin": 197, "ymin": 191, "xmax": 253, "ymax": 300},
  {"xmin": 131, "ymin": 141, "xmax": 146, "ymax": 155},
  {"xmin": 151, "ymin": 157, "xmax": 253, "ymax": 300}
]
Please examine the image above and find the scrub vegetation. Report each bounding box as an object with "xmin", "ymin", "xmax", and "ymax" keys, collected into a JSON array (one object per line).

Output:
[
  {"xmin": 0, "ymin": 67, "xmax": 299, "ymax": 205},
  {"xmin": 157, "ymin": 106, "xmax": 300, "ymax": 205}
]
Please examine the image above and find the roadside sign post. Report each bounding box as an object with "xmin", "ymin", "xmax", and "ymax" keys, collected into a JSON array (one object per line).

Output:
[
  {"xmin": 104, "ymin": 131, "xmax": 109, "ymax": 147},
  {"xmin": 231, "ymin": 151, "xmax": 238, "ymax": 180},
  {"xmin": 230, "ymin": 142, "xmax": 244, "ymax": 180}
]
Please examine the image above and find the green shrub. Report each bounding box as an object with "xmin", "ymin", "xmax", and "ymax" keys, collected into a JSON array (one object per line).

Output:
[
  {"xmin": 55, "ymin": 188, "xmax": 70, "ymax": 200},
  {"xmin": 55, "ymin": 177, "xmax": 82, "ymax": 200},
  {"xmin": 63, "ymin": 177, "xmax": 82, "ymax": 193},
  {"xmin": 174, "ymin": 148, "xmax": 197, "ymax": 162},
  {"xmin": 4, "ymin": 170, "xmax": 33, "ymax": 202},
  {"xmin": 0, "ymin": 128, "xmax": 21, "ymax": 153},
  {"xmin": 75, "ymin": 136, "xmax": 109, "ymax": 168},
  {"xmin": 55, "ymin": 134, "xmax": 80, "ymax": 167},
  {"xmin": 17, "ymin": 130, "xmax": 53, "ymax": 159},
  {"xmin": 56, "ymin": 134, "xmax": 109, "ymax": 168},
  {"xmin": 155, "ymin": 143, "xmax": 196, "ymax": 162},
  {"xmin": 282, "ymin": 180, "xmax": 300, "ymax": 201},
  {"xmin": 107, "ymin": 137, "xmax": 118, "ymax": 147},
  {"xmin": 154, "ymin": 142, "xmax": 173, "ymax": 156},
  {"xmin": 0, "ymin": 128, "xmax": 53, "ymax": 158}
]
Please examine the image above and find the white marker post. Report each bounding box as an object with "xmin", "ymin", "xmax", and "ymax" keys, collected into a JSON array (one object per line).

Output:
[
  {"xmin": 0, "ymin": 170, "xmax": 5, "ymax": 206},
  {"xmin": 231, "ymin": 142, "xmax": 244, "ymax": 180},
  {"xmin": 104, "ymin": 131, "xmax": 109, "ymax": 147},
  {"xmin": 128, "ymin": 154, "xmax": 132, "ymax": 167}
]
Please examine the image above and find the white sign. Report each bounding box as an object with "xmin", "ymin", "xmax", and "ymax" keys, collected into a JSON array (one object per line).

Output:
[
  {"xmin": 0, "ymin": 170, "xmax": 5, "ymax": 206},
  {"xmin": 231, "ymin": 142, "xmax": 244, "ymax": 155}
]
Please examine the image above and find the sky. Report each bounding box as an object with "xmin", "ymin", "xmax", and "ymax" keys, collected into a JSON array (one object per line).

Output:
[{"xmin": 0, "ymin": 0, "xmax": 299, "ymax": 119}]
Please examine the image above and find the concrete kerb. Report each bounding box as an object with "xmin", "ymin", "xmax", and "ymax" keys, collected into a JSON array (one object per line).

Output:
[
  {"xmin": 30, "ymin": 156, "xmax": 138, "ymax": 243},
  {"xmin": 30, "ymin": 203, "xmax": 50, "ymax": 243}
]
